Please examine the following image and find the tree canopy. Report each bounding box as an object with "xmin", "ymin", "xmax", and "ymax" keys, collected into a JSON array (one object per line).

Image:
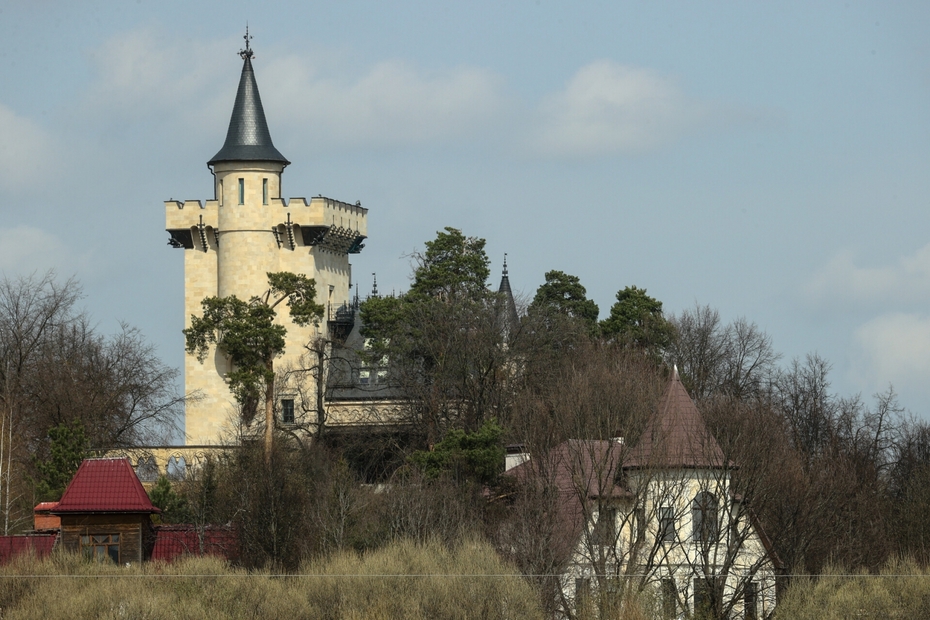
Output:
[
  {"xmin": 529, "ymin": 270, "xmax": 600, "ymax": 335},
  {"xmin": 600, "ymin": 285, "xmax": 674, "ymax": 353},
  {"xmin": 408, "ymin": 227, "xmax": 491, "ymax": 302},
  {"xmin": 359, "ymin": 228, "xmax": 512, "ymax": 443}
]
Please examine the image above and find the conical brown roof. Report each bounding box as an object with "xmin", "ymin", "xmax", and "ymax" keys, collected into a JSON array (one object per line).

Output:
[{"xmin": 626, "ymin": 368, "xmax": 726, "ymax": 469}]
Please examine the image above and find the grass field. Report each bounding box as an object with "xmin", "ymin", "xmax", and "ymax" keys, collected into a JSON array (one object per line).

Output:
[{"xmin": 0, "ymin": 539, "xmax": 543, "ymax": 620}]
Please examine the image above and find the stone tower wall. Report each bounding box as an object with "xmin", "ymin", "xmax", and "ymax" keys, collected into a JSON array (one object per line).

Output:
[{"xmin": 166, "ymin": 189, "xmax": 367, "ymax": 444}]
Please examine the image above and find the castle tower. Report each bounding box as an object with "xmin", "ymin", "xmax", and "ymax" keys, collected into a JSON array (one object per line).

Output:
[{"xmin": 166, "ymin": 35, "xmax": 367, "ymax": 444}]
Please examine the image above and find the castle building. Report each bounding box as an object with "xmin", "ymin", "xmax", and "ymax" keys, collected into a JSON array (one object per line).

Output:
[{"xmin": 165, "ymin": 38, "xmax": 367, "ymax": 445}]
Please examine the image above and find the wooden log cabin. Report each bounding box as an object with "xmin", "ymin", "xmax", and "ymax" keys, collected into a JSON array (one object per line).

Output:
[{"xmin": 50, "ymin": 458, "xmax": 160, "ymax": 565}]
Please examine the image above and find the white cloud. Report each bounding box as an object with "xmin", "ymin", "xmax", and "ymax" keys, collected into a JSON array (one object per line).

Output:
[
  {"xmin": 853, "ymin": 312, "xmax": 930, "ymax": 395},
  {"xmin": 0, "ymin": 104, "xmax": 53, "ymax": 191},
  {"xmin": 263, "ymin": 57, "xmax": 509, "ymax": 147},
  {"xmin": 83, "ymin": 28, "xmax": 231, "ymax": 130},
  {"xmin": 84, "ymin": 28, "xmax": 508, "ymax": 149},
  {"xmin": 83, "ymin": 31, "xmax": 722, "ymax": 156},
  {"xmin": 0, "ymin": 226, "xmax": 73, "ymax": 276},
  {"xmin": 531, "ymin": 60, "xmax": 703, "ymax": 157},
  {"xmin": 805, "ymin": 244, "xmax": 930, "ymax": 306}
]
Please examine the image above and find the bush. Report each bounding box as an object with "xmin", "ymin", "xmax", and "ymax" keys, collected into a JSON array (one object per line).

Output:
[{"xmin": 776, "ymin": 557, "xmax": 930, "ymax": 619}]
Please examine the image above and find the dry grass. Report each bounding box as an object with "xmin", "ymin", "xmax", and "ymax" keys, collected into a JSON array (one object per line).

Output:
[
  {"xmin": 776, "ymin": 557, "xmax": 930, "ymax": 619},
  {"xmin": 0, "ymin": 539, "xmax": 543, "ymax": 619}
]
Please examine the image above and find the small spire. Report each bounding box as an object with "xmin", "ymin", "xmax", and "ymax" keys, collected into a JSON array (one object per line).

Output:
[
  {"xmin": 371, "ymin": 273, "xmax": 379, "ymax": 297},
  {"xmin": 497, "ymin": 254, "xmax": 518, "ymax": 337},
  {"xmin": 240, "ymin": 25, "xmax": 254, "ymax": 60}
]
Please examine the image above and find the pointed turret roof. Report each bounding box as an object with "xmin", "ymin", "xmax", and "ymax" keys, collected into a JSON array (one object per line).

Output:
[
  {"xmin": 496, "ymin": 254, "xmax": 519, "ymax": 330},
  {"xmin": 626, "ymin": 367, "xmax": 726, "ymax": 469},
  {"xmin": 208, "ymin": 43, "xmax": 289, "ymax": 167}
]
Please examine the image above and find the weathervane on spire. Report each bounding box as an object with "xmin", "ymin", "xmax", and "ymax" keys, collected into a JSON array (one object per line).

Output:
[
  {"xmin": 502, "ymin": 253, "xmax": 509, "ymax": 277},
  {"xmin": 240, "ymin": 25, "xmax": 254, "ymax": 60}
]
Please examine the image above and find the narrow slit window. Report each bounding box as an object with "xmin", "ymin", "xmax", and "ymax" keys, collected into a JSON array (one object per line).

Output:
[
  {"xmin": 263, "ymin": 178, "xmax": 268, "ymax": 205},
  {"xmin": 238, "ymin": 178, "xmax": 244, "ymax": 205}
]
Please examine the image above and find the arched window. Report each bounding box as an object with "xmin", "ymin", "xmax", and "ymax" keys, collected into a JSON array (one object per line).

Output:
[
  {"xmin": 135, "ymin": 456, "xmax": 159, "ymax": 483},
  {"xmin": 167, "ymin": 455, "xmax": 187, "ymax": 481},
  {"xmin": 692, "ymin": 491, "xmax": 718, "ymax": 542}
]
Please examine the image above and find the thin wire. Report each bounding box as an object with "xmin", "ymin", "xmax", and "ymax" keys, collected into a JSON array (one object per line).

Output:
[{"xmin": 0, "ymin": 572, "xmax": 929, "ymax": 578}]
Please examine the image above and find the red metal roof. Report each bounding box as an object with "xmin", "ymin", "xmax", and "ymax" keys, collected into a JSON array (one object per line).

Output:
[{"xmin": 53, "ymin": 458, "xmax": 160, "ymax": 514}]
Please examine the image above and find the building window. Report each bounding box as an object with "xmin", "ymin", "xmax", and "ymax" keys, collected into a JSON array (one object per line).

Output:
[
  {"xmin": 238, "ymin": 178, "xmax": 244, "ymax": 204},
  {"xmin": 575, "ymin": 577, "xmax": 591, "ymax": 605},
  {"xmin": 694, "ymin": 577, "xmax": 723, "ymax": 618},
  {"xmin": 659, "ymin": 506, "xmax": 676, "ymax": 542},
  {"xmin": 281, "ymin": 399, "xmax": 295, "ymax": 424},
  {"xmin": 634, "ymin": 507, "xmax": 646, "ymax": 542},
  {"xmin": 263, "ymin": 178, "xmax": 268, "ymax": 205},
  {"xmin": 693, "ymin": 492, "xmax": 719, "ymax": 543},
  {"xmin": 744, "ymin": 581, "xmax": 758, "ymax": 620},
  {"xmin": 81, "ymin": 534, "xmax": 120, "ymax": 563},
  {"xmin": 661, "ymin": 579, "xmax": 677, "ymax": 619},
  {"xmin": 135, "ymin": 456, "xmax": 159, "ymax": 483},
  {"xmin": 593, "ymin": 506, "xmax": 617, "ymax": 545}
]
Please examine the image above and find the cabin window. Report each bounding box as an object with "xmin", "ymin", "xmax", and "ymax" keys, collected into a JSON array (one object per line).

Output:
[
  {"xmin": 263, "ymin": 178, "xmax": 268, "ymax": 205},
  {"xmin": 693, "ymin": 491, "xmax": 719, "ymax": 543},
  {"xmin": 281, "ymin": 399, "xmax": 295, "ymax": 424},
  {"xmin": 238, "ymin": 178, "xmax": 244, "ymax": 204},
  {"xmin": 81, "ymin": 534, "xmax": 120, "ymax": 564},
  {"xmin": 659, "ymin": 506, "xmax": 676, "ymax": 542}
]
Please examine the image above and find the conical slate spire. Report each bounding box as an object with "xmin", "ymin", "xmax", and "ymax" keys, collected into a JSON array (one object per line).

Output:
[
  {"xmin": 497, "ymin": 254, "xmax": 519, "ymax": 335},
  {"xmin": 208, "ymin": 45, "xmax": 289, "ymax": 166}
]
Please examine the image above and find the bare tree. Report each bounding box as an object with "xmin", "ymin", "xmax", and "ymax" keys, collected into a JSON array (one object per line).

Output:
[
  {"xmin": 0, "ymin": 271, "xmax": 183, "ymax": 529},
  {"xmin": 668, "ymin": 304, "xmax": 779, "ymax": 401}
]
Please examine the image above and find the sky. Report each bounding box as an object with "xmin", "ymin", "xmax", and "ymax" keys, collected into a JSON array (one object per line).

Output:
[{"xmin": 2, "ymin": 1, "xmax": 930, "ymax": 425}]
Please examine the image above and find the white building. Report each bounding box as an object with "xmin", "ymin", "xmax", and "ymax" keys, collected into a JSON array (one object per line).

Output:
[{"xmin": 510, "ymin": 370, "xmax": 780, "ymax": 619}]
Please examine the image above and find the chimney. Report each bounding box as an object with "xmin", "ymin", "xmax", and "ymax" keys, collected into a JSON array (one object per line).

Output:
[{"xmin": 33, "ymin": 502, "xmax": 60, "ymax": 531}]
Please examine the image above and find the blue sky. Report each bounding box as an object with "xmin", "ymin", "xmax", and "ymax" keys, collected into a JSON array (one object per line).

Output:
[{"xmin": 2, "ymin": 1, "xmax": 930, "ymax": 421}]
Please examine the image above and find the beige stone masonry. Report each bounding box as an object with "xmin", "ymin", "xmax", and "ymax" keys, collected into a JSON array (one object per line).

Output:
[{"xmin": 167, "ymin": 163, "xmax": 367, "ymax": 444}]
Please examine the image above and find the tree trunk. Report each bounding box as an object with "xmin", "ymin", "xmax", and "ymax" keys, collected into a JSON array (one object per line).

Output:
[{"xmin": 264, "ymin": 361, "xmax": 274, "ymax": 467}]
